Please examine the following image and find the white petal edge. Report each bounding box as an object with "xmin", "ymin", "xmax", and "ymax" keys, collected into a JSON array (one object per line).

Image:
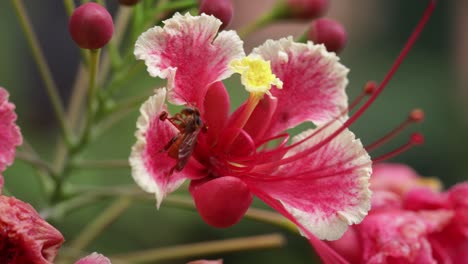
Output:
[
  {"xmin": 251, "ymin": 36, "xmax": 350, "ymax": 124},
  {"xmin": 283, "ymin": 121, "xmax": 372, "ymax": 240},
  {"xmin": 129, "ymin": 88, "xmax": 185, "ymax": 208}
]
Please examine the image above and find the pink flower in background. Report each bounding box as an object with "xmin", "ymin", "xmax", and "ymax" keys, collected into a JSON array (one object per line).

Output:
[
  {"xmin": 327, "ymin": 163, "xmax": 468, "ymax": 263},
  {"xmin": 130, "ymin": 13, "xmax": 371, "ymax": 242},
  {"xmin": 0, "ymin": 195, "xmax": 64, "ymax": 264},
  {"xmin": 75, "ymin": 252, "xmax": 111, "ymax": 264},
  {"xmin": 187, "ymin": 259, "xmax": 223, "ymax": 264},
  {"xmin": 0, "ymin": 87, "xmax": 22, "ymax": 194}
]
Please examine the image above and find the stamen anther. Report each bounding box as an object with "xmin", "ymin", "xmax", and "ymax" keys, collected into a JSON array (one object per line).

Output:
[{"xmin": 372, "ymin": 132, "xmax": 425, "ymax": 163}]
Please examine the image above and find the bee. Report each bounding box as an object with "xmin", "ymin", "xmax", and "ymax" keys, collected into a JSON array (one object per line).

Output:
[{"xmin": 159, "ymin": 107, "xmax": 206, "ymax": 173}]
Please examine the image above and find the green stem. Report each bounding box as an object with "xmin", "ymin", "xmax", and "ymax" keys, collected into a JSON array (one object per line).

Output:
[
  {"xmin": 72, "ymin": 159, "xmax": 130, "ymax": 169},
  {"xmin": 70, "ymin": 197, "xmax": 132, "ymax": 251},
  {"xmin": 79, "ymin": 49, "xmax": 101, "ymax": 149},
  {"xmin": 110, "ymin": 233, "xmax": 286, "ymax": 262},
  {"xmin": 12, "ymin": 0, "xmax": 73, "ymax": 146},
  {"xmin": 15, "ymin": 151, "xmax": 55, "ymax": 175},
  {"xmin": 238, "ymin": 12, "xmax": 276, "ymax": 39},
  {"xmin": 63, "ymin": 0, "xmax": 75, "ymax": 16},
  {"xmin": 20, "ymin": 139, "xmax": 56, "ymax": 195}
]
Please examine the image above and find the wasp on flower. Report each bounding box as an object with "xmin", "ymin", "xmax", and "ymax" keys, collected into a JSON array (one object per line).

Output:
[{"xmin": 130, "ymin": 13, "xmax": 372, "ymax": 242}]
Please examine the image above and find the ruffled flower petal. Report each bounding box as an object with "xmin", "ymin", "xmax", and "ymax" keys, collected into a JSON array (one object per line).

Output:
[
  {"xmin": 130, "ymin": 89, "xmax": 202, "ymax": 208},
  {"xmin": 0, "ymin": 87, "xmax": 22, "ymax": 193},
  {"xmin": 246, "ymin": 122, "xmax": 371, "ymax": 240},
  {"xmin": 75, "ymin": 252, "xmax": 111, "ymax": 264},
  {"xmin": 134, "ymin": 13, "xmax": 245, "ymax": 107},
  {"xmin": 0, "ymin": 196, "xmax": 64, "ymax": 263},
  {"xmin": 251, "ymin": 37, "xmax": 348, "ymax": 135},
  {"xmin": 359, "ymin": 210, "xmax": 451, "ymax": 264}
]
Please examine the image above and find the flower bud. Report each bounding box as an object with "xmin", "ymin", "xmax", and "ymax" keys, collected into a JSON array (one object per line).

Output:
[
  {"xmin": 190, "ymin": 176, "xmax": 252, "ymax": 228},
  {"xmin": 280, "ymin": 0, "xmax": 329, "ymax": 20},
  {"xmin": 119, "ymin": 0, "xmax": 141, "ymax": 6},
  {"xmin": 199, "ymin": 0, "xmax": 234, "ymax": 30},
  {"xmin": 69, "ymin": 3, "xmax": 114, "ymax": 50},
  {"xmin": 308, "ymin": 18, "xmax": 347, "ymax": 53}
]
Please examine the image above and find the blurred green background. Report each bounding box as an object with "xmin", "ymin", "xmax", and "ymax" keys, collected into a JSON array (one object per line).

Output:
[{"xmin": 0, "ymin": 0, "xmax": 466, "ymax": 263}]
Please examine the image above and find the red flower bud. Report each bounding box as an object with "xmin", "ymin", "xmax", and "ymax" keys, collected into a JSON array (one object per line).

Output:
[
  {"xmin": 199, "ymin": 0, "xmax": 234, "ymax": 30},
  {"xmin": 190, "ymin": 176, "xmax": 252, "ymax": 228},
  {"xmin": 118, "ymin": 0, "xmax": 141, "ymax": 6},
  {"xmin": 308, "ymin": 18, "xmax": 347, "ymax": 53},
  {"xmin": 285, "ymin": 0, "xmax": 329, "ymax": 20},
  {"xmin": 69, "ymin": 3, "xmax": 114, "ymax": 50},
  {"xmin": 0, "ymin": 196, "xmax": 64, "ymax": 263}
]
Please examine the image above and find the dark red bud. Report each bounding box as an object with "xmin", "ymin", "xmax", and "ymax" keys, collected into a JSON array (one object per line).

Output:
[
  {"xmin": 118, "ymin": 0, "xmax": 141, "ymax": 6},
  {"xmin": 286, "ymin": 0, "xmax": 329, "ymax": 20},
  {"xmin": 308, "ymin": 18, "xmax": 347, "ymax": 53},
  {"xmin": 69, "ymin": 3, "xmax": 114, "ymax": 50},
  {"xmin": 199, "ymin": 0, "xmax": 234, "ymax": 30},
  {"xmin": 190, "ymin": 176, "xmax": 252, "ymax": 228}
]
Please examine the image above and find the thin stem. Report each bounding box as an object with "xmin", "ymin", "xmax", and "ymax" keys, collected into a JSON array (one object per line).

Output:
[
  {"xmin": 15, "ymin": 151, "xmax": 55, "ymax": 175},
  {"xmin": 12, "ymin": 0, "xmax": 72, "ymax": 146},
  {"xmin": 70, "ymin": 197, "xmax": 132, "ymax": 251},
  {"xmin": 238, "ymin": 12, "xmax": 275, "ymax": 39},
  {"xmin": 110, "ymin": 233, "xmax": 286, "ymax": 262},
  {"xmin": 80, "ymin": 49, "xmax": 101, "ymax": 149},
  {"xmin": 72, "ymin": 159, "xmax": 130, "ymax": 169},
  {"xmin": 98, "ymin": 6, "xmax": 133, "ymax": 87},
  {"xmin": 63, "ymin": 0, "xmax": 75, "ymax": 16}
]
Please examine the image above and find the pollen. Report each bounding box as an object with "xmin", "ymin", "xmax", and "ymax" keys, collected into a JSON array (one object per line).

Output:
[{"xmin": 230, "ymin": 57, "xmax": 283, "ymax": 97}]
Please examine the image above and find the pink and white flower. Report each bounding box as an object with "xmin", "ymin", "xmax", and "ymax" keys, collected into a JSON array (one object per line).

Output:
[
  {"xmin": 0, "ymin": 87, "xmax": 22, "ymax": 193},
  {"xmin": 0, "ymin": 195, "xmax": 64, "ymax": 263},
  {"xmin": 75, "ymin": 252, "xmax": 111, "ymax": 264},
  {"xmin": 130, "ymin": 13, "xmax": 371, "ymax": 241},
  {"xmin": 327, "ymin": 163, "xmax": 468, "ymax": 263}
]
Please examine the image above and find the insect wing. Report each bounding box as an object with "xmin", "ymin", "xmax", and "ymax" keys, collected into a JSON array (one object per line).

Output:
[{"xmin": 175, "ymin": 128, "xmax": 201, "ymax": 171}]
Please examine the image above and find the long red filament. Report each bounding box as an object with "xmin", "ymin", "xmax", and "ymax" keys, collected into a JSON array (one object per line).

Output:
[
  {"xmin": 372, "ymin": 132, "xmax": 424, "ymax": 163},
  {"xmin": 254, "ymin": 1, "xmax": 435, "ymax": 168}
]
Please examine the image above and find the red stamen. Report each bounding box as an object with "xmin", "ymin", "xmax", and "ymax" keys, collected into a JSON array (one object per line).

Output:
[
  {"xmin": 372, "ymin": 132, "xmax": 424, "ymax": 163},
  {"xmin": 365, "ymin": 108, "xmax": 425, "ymax": 151},
  {"xmin": 255, "ymin": 1, "xmax": 435, "ymax": 169},
  {"xmin": 349, "ymin": 81, "xmax": 377, "ymax": 111}
]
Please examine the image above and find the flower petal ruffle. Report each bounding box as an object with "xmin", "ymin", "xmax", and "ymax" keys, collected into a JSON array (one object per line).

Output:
[
  {"xmin": 246, "ymin": 122, "xmax": 371, "ymax": 240},
  {"xmin": 251, "ymin": 37, "xmax": 348, "ymax": 136},
  {"xmin": 0, "ymin": 87, "xmax": 22, "ymax": 193},
  {"xmin": 0, "ymin": 196, "xmax": 64, "ymax": 263},
  {"xmin": 130, "ymin": 89, "xmax": 202, "ymax": 208},
  {"xmin": 134, "ymin": 13, "xmax": 244, "ymax": 108}
]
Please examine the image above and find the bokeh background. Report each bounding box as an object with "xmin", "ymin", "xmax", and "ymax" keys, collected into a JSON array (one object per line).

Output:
[{"xmin": 0, "ymin": 0, "xmax": 466, "ymax": 263}]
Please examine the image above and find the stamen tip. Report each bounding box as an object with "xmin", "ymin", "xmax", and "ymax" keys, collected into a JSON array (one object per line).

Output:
[
  {"xmin": 410, "ymin": 132, "xmax": 424, "ymax": 145},
  {"xmin": 409, "ymin": 108, "xmax": 425, "ymax": 122},
  {"xmin": 364, "ymin": 81, "xmax": 377, "ymax": 95}
]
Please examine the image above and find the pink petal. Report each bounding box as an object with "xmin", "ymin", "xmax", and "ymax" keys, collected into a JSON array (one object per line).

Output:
[
  {"xmin": 0, "ymin": 196, "xmax": 64, "ymax": 263},
  {"xmin": 251, "ymin": 37, "xmax": 348, "ymax": 136},
  {"xmin": 358, "ymin": 210, "xmax": 449, "ymax": 264},
  {"xmin": 371, "ymin": 163, "xmax": 422, "ymax": 196},
  {"xmin": 134, "ymin": 13, "xmax": 244, "ymax": 107},
  {"xmin": 0, "ymin": 87, "xmax": 23, "ymax": 193},
  {"xmin": 246, "ymin": 121, "xmax": 372, "ymax": 240},
  {"xmin": 75, "ymin": 252, "xmax": 111, "ymax": 264},
  {"xmin": 190, "ymin": 176, "xmax": 252, "ymax": 228},
  {"xmin": 130, "ymin": 89, "xmax": 203, "ymax": 208},
  {"xmin": 203, "ymin": 82, "xmax": 230, "ymax": 145}
]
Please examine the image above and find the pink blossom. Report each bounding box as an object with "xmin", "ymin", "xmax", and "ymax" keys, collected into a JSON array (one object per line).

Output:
[
  {"xmin": 0, "ymin": 87, "xmax": 22, "ymax": 194},
  {"xmin": 0, "ymin": 195, "xmax": 64, "ymax": 263},
  {"xmin": 75, "ymin": 252, "xmax": 111, "ymax": 264},
  {"xmin": 131, "ymin": 13, "xmax": 371, "ymax": 241},
  {"xmin": 327, "ymin": 163, "xmax": 468, "ymax": 263}
]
